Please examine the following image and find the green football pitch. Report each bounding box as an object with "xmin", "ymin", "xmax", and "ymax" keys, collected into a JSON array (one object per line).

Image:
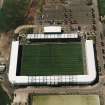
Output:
[
  {"xmin": 20, "ymin": 42, "xmax": 84, "ymax": 76},
  {"xmin": 32, "ymin": 95, "xmax": 100, "ymax": 105}
]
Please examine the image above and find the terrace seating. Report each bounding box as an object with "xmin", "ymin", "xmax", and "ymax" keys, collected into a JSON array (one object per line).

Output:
[{"xmin": 26, "ymin": 33, "xmax": 78, "ymax": 39}]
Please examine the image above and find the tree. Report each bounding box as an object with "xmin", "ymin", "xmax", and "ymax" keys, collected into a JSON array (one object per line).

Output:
[{"xmin": 0, "ymin": 0, "xmax": 30, "ymax": 32}]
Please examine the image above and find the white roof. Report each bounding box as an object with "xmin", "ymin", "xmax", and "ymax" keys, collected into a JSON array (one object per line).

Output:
[
  {"xmin": 8, "ymin": 41, "xmax": 19, "ymax": 84},
  {"xmin": 44, "ymin": 26, "xmax": 61, "ymax": 33},
  {"xmin": 85, "ymin": 40, "xmax": 96, "ymax": 83}
]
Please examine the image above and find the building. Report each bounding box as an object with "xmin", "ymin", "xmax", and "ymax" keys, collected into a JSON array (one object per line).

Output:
[{"xmin": 8, "ymin": 26, "xmax": 97, "ymax": 85}]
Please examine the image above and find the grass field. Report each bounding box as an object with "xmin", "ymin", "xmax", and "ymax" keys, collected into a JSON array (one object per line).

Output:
[
  {"xmin": 98, "ymin": 0, "xmax": 105, "ymax": 16},
  {"xmin": 32, "ymin": 95, "xmax": 100, "ymax": 105},
  {"xmin": 0, "ymin": 84, "xmax": 11, "ymax": 105},
  {"xmin": 20, "ymin": 42, "xmax": 84, "ymax": 76}
]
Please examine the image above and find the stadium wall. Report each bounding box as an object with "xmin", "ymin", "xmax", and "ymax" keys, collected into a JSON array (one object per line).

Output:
[{"xmin": 8, "ymin": 40, "xmax": 97, "ymax": 85}]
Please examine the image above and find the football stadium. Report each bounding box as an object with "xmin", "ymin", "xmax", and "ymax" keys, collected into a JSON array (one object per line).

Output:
[{"xmin": 8, "ymin": 26, "xmax": 97, "ymax": 85}]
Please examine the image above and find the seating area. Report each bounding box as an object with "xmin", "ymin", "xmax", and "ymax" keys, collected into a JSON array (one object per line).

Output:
[{"xmin": 26, "ymin": 33, "xmax": 78, "ymax": 39}]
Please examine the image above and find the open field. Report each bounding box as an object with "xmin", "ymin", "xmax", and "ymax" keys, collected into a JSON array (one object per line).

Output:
[
  {"xmin": 20, "ymin": 42, "xmax": 84, "ymax": 76},
  {"xmin": 32, "ymin": 95, "xmax": 100, "ymax": 105}
]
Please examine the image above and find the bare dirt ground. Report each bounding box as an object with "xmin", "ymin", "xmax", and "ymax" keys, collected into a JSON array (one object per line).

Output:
[
  {"xmin": 25, "ymin": 0, "xmax": 36, "ymax": 24},
  {"xmin": 0, "ymin": 32, "xmax": 13, "ymax": 99},
  {"xmin": 0, "ymin": 32, "xmax": 12, "ymax": 63}
]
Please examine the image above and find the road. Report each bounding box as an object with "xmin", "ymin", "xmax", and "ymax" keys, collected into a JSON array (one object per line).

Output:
[
  {"xmin": 93, "ymin": 0, "xmax": 105, "ymax": 74},
  {"xmin": 0, "ymin": 0, "xmax": 3, "ymax": 9}
]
